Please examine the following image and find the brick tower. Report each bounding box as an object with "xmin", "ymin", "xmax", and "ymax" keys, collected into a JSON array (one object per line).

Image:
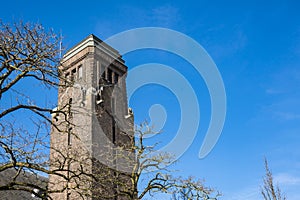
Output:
[{"xmin": 49, "ymin": 35, "xmax": 134, "ymax": 199}]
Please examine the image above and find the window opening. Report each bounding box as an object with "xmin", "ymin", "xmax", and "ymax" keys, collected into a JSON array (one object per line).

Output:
[
  {"xmin": 78, "ymin": 65, "xmax": 82, "ymax": 78},
  {"xmin": 107, "ymin": 68, "xmax": 112, "ymax": 83}
]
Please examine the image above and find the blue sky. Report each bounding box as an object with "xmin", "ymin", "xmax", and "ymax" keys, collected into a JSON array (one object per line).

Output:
[{"xmin": 2, "ymin": 0, "xmax": 300, "ymax": 199}]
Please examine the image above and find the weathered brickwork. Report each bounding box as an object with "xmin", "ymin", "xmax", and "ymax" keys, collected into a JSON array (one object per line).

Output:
[{"xmin": 49, "ymin": 35, "xmax": 134, "ymax": 200}]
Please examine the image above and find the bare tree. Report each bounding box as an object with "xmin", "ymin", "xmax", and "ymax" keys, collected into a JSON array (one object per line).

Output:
[
  {"xmin": 90, "ymin": 122, "xmax": 221, "ymax": 200},
  {"xmin": 0, "ymin": 20, "xmax": 220, "ymax": 199},
  {"xmin": 261, "ymin": 159, "xmax": 286, "ymax": 200},
  {"xmin": 0, "ymin": 20, "xmax": 86, "ymax": 199}
]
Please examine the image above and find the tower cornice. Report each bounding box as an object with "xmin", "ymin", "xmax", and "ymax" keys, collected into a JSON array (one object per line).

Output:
[{"xmin": 62, "ymin": 34, "xmax": 124, "ymax": 64}]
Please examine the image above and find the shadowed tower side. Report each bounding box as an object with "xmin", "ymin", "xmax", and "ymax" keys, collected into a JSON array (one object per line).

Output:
[{"xmin": 48, "ymin": 35, "xmax": 134, "ymax": 200}]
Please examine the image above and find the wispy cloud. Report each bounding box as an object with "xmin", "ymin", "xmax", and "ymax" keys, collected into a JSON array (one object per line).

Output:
[
  {"xmin": 272, "ymin": 173, "xmax": 300, "ymax": 200},
  {"xmin": 274, "ymin": 173, "xmax": 300, "ymax": 185},
  {"xmin": 227, "ymin": 173, "xmax": 300, "ymax": 200},
  {"xmin": 265, "ymin": 88, "xmax": 284, "ymax": 95},
  {"xmin": 226, "ymin": 185, "xmax": 260, "ymax": 200},
  {"xmin": 273, "ymin": 111, "xmax": 300, "ymax": 121},
  {"xmin": 265, "ymin": 67, "xmax": 300, "ymax": 96},
  {"xmin": 255, "ymin": 100, "xmax": 300, "ymax": 123},
  {"xmin": 260, "ymin": 66, "xmax": 300, "ymax": 122}
]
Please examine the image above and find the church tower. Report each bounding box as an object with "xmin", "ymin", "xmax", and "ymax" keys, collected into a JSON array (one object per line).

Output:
[{"xmin": 49, "ymin": 35, "xmax": 134, "ymax": 199}]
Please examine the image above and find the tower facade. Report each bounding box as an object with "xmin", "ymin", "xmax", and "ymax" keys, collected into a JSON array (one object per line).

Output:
[{"xmin": 49, "ymin": 35, "xmax": 134, "ymax": 199}]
